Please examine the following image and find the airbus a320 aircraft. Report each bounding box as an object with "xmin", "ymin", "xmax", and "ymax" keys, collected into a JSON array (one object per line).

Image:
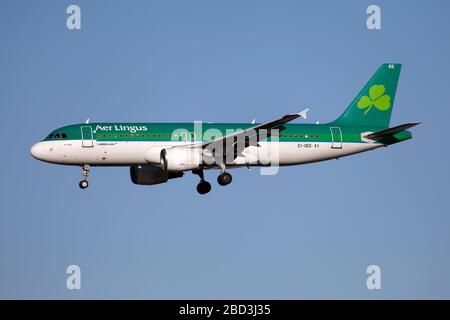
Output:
[{"xmin": 31, "ymin": 64, "xmax": 418, "ymax": 194}]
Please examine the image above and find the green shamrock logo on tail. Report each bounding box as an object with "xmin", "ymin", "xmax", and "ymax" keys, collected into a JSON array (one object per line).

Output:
[{"xmin": 357, "ymin": 84, "xmax": 391, "ymax": 115}]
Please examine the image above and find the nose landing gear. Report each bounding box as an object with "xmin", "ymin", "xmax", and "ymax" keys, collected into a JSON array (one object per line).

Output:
[
  {"xmin": 79, "ymin": 164, "xmax": 90, "ymax": 189},
  {"xmin": 79, "ymin": 179, "xmax": 89, "ymax": 189}
]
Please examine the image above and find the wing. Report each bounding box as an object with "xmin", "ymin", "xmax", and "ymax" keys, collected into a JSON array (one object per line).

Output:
[
  {"xmin": 200, "ymin": 109, "xmax": 309, "ymax": 162},
  {"xmin": 159, "ymin": 109, "xmax": 309, "ymax": 166},
  {"xmin": 203, "ymin": 109, "xmax": 308, "ymax": 146}
]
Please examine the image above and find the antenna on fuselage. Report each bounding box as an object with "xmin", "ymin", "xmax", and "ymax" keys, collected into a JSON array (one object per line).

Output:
[
  {"xmin": 85, "ymin": 118, "xmax": 90, "ymax": 124},
  {"xmin": 251, "ymin": 119, "xmax": 256, "ymax": 124}
]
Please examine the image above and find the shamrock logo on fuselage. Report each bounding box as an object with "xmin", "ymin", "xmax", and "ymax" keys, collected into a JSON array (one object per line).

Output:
[{"xmin": 357, "ymin": 84, "xmax": 391, "ymax": 115}]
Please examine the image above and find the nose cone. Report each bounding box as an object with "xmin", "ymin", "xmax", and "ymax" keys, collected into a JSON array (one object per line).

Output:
[{"xmin": 30, "ymin": 142, "xmax": 45, "ymax": 161}]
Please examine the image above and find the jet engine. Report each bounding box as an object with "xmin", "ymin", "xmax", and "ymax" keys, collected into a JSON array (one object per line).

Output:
[
  {"xmin": 130, "ymin": 165, "xmax": 183, "ymax": 185},
  {"xmin": 160, "ymin": 147, "xmax": 203, "ymax": 171}
]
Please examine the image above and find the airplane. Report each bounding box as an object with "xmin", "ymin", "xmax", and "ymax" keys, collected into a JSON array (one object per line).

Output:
[{"xmin": 31, "ymin": 63, "xmax": 418, "ymax": 194}]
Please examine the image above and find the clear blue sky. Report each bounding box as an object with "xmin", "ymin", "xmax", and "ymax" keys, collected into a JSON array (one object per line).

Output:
[{"xmin": 1, "ymin": 0, "xmax": 449, "ymax": 299}]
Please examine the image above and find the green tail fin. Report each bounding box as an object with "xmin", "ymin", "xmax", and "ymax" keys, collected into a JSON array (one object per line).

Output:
[{"xmin": 332, "ymin": 63, "xmax": 401, "ymax": 128}]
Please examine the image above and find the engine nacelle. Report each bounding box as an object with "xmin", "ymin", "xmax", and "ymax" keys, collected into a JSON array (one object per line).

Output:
[
  {"xmin": 144, "ymin": 146, "xmax": 164, "ymax": 164},
  {"xmin": 130, "ymin": 165, "xmax": 183, "ymax": 185},
  {"xmin": 160, "ymin": 147, "xmax": 202, "ymax": 171}
]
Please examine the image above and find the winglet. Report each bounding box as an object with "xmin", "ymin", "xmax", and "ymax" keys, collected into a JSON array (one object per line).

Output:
[{"xmin": 298, "ymin": 108, "xmax": 309, "ymax": 120}]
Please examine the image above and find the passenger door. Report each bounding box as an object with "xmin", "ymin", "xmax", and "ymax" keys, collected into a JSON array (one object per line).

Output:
[
  {"xmin": 330, "ymin": 127, "xmax": 343, "ymax": 149},
  {"xmin": 81, "ymin": 126, "xmax": 94, "ymax": 147}
]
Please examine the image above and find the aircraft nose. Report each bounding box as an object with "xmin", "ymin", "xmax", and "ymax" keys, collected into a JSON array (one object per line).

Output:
[{"xmin": 30, "ymin": 142, "xmax": 45, "ymax": 160}]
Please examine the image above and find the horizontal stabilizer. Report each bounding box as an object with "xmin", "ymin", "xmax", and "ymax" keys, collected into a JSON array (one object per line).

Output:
[{"xmin": 364, "ymin": 122, "xmax": 420, "ymax": 140}]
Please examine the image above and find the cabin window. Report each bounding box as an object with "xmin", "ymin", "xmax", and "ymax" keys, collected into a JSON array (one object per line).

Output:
[
  {"xmin": 125, "ymin": 134, "xmax": 129, "ymax": 138},
  {"xmin": 136, "ymin": 134, "xmax": 140, "ymax": 138},
  {"xmin": 97, "ymin": 134, "xmax": 101, "ymax": 139},
  {"xmin": 119, "ymin": 134, "xmax": 123, "ymax": 138}
]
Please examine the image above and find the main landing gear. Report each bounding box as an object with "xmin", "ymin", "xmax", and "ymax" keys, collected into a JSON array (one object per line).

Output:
[
  {"xmin": 217, "ymin": 172, "xmax": 232, "ymax": 186},
  {"xmin": 217, "ymin": 163, "xmax": 232, "ymax": 187},
  {"xmin": 79, "ymin": 164, "xmax": 90, "ymax": 189},
  {"xmin": 192, "ymin": 165, "xmax": 232, "ymax": 195},
  {"xmin": 193, "ymin": 168, "xmax": 211, "ymax": 195}
]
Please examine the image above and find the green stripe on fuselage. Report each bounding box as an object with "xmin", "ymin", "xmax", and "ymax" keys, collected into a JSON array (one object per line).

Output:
[{"xmin": 43, "ymin": 122, "xmax": 391, "ymax": 143}]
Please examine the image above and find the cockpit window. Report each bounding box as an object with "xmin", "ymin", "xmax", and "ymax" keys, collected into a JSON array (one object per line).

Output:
[{"xmin": 47, "ymin": 133, "xmax": 68, "ymax": 140}]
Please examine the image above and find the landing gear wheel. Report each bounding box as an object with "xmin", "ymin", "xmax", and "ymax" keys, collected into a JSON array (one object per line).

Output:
[
  {"xmin": 197, "ymin": 180, "xmax": 211, "ymax": 195},
  {"xmin": 79, "ymin": 180, "xmax": 89, "ymax": 189},
  {"xmin": 193, "ymin": 168, "xmax": 211, "ymax": 195},
  {"xmin": 79, "ymin": 164, "xmax": 90, "ymax": 189},
  {"xmin": 217, "ymin": 172, "xmax": 232, "ymax": 186}
]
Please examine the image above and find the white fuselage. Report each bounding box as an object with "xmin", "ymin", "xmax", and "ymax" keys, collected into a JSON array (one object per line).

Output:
[{"xmin": 30, "ymin": 139, "xmax": 383, "ymax": 169}]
